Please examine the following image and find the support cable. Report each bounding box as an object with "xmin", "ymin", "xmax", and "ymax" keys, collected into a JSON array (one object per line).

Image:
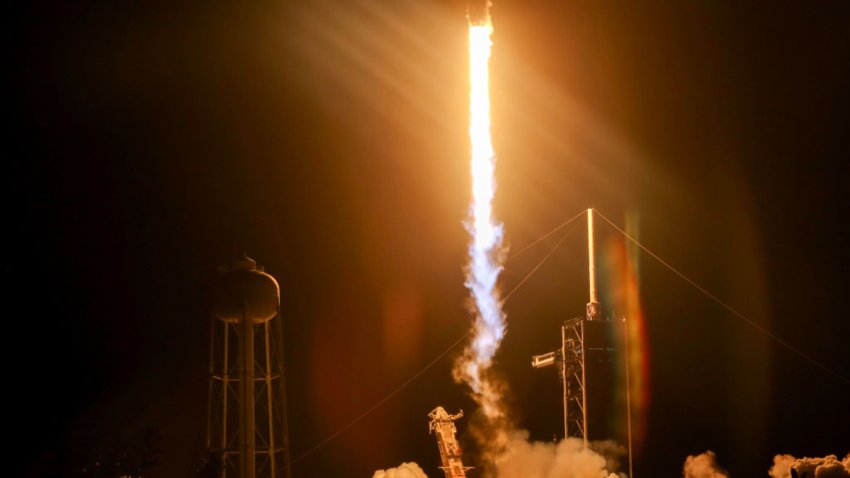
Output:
[
  {"xmin": 506, "ymin": 210, "xmax": 587, "ymax": 263},
  {"xmin": 289, "ymin": 207, "xmax": 849, "ymax": 473},
  {"xmin": 288, "ymin": 331, "xmax": 471, "ymax": 468},
  {"xmin": 287, "ymin": 211, "xmax": 586, "ymax": 468},
  {"xmin": 592, "ymin": 208, "xmax": 850, "ymax": 386}
]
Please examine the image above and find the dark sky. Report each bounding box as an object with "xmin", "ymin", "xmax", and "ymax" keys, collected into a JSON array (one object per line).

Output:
[{"xmin": 10, "ymin": 1, "xmax": 850, "ymax": 477}]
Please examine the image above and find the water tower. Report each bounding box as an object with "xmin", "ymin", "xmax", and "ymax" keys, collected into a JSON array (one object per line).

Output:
[{"xmin": 206, "ymin": 255, "xmax": 292, "ymax": 478}]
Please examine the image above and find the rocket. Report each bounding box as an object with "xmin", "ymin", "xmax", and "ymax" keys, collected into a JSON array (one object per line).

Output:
[{"xmin": 467, "ymin": 0, "xmax": 491, "ymax": 25}]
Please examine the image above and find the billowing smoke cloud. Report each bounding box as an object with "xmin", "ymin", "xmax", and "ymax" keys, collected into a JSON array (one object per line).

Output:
[
  {"xmin": 769, "ymin": 454, "xmax": 850, "ymax": 478},
  {"xmin": 372, "ymin": 461, "xmax": 429, "ymax": 478},
  {"xmin": 682, "ymin": 451, "xmax": 728, "ymax": 478},
  {"xmin": 491, "ymin": 430, "xmax": 622, "ymax": 478}
]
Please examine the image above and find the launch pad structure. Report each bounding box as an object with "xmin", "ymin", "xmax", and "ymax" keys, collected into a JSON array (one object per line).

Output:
[
  {"xmin": 532, "ymin": 209, "xmax": 634, "ymax": 477},
  {"xmin": 429, "ymin": 407, "xmax": 473, "ymax": 478}
]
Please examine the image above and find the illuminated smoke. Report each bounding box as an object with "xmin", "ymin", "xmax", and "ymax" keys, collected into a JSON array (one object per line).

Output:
[
  {"xmin": 682, "ymin": 451, "xmax": 729, "ymax": 478},
  {"xmin": 451, "ymin": 11, "xmax": 628, "ymax": 478},
  {"xmin": 453, "ymin": 7, "xmax": 508, "ymax": 424},
  {"xmin": 770, "ymin": 454, "xmax": 850, "ymax": 478},
  {"xmin": 494, "ymin": 432, "xmax": 622, "ymax": 478},
  {"xmin": 372, "ymin": 462, "xmax": 429, "ymax": 478},
  {"xmin": 451, "ymin": 7, "xmax": 628, "ymax": 478},
  {"xmin": 679, "ymin": 451, "xmax": 850, "ymax": 478}
]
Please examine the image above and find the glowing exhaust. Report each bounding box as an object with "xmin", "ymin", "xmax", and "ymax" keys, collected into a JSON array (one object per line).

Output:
[{"xmin": 454, "ymin": 14, "xmax": 507, "ymax": 421}]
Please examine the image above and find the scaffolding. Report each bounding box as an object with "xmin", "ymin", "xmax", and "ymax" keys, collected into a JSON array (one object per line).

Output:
[{"xmin": 428, "ymin": 407, "xmax": 473, "ymax": 478}]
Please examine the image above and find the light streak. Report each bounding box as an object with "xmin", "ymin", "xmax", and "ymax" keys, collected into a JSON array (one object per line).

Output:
[{"xmin": 455, "ymin": 15, "xmax": 507, "ymax": 421}]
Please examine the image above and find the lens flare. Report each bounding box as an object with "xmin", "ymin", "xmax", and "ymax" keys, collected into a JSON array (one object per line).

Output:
[
  {"xmin": 601, "ymin": 230, "xmax": 650, "ymax": 455},
  {"xmin": 454, "ymin": 15, "xmax": 507, "ymax": 422}
]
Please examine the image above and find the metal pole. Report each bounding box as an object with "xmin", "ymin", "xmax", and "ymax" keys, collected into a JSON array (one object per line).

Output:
[
  {"xmin": 273, "ymin": 307, "xmax": 293, "ymax": 478},
  {"xmin": 207, "ymin": 316, "xmax": 215, "ymax": 450},
  {"xmin": 264, "ymin": 320, "xmax": 277, "ymax": 478},
  {"xmin": 561, "ymin": 324, "xmax": 568, "ymax": 440},
  {"xmin": 239, "ymin": 308, "xmax": 256, "ymax": 478},
  {"xmin": 221, "ymin": 322, "xmax": 230, "ymax": 458},
  {"xmin": 580, "ymin": 320, "xmax": 588, "ymax": 448},
  {"xmin": 624, "ymin": 317, "xmax": 634, "ymax": 478},
  {"xmin": 587, "ymin": 209, "xmax": 599, "ymax": 319}
]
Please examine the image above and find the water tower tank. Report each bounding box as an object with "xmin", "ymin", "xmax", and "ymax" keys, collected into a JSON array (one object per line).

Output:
[
  {"xmin": 214, "ymin": 255, "xmax": 279, "ymax": 324},
  {"xmin": 206, "ymin": 254, "xmax": 291, "ymax": 478}
]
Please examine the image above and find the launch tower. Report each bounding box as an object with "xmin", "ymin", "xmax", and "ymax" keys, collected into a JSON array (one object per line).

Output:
[
  {"xmin": 531, "ymin": 209, "xmax": 632, "ymax": 474},
  {"xmin": 428, "ymin": 407, "xmax": 472, "ymax": 478}
]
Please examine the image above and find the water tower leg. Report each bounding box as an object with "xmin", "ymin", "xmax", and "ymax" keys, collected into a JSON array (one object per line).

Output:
[
  {"xmin": 239, "ymin": 311, "xmax": 256, "ymax": 478},
  {"xmin": 263, "ymin": 321, "xmax": 277, "ymax": 478}
]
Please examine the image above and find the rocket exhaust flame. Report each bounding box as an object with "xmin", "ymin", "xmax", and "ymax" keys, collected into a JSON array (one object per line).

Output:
[
  {"xmin": 454, "ymin": 8, "xmax": 507, "ymax": 423},
  {"xmin": 451, "ymin": 13, "xmax": 626, "ymax": 478}
]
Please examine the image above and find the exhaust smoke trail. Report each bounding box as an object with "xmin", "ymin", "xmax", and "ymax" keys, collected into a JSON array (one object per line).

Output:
[
  {"xmin": 453, "ymin": 8, "xmax": 624, "ymax": 478},
  {"xmin": 453, "ymin": 5, "xmax": 508, "ymax": 424}
]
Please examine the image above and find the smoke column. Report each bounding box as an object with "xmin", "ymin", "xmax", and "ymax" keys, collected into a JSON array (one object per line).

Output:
[
  {"xmin": 453, "ymin": 4, "xmax": 507, "ymax": 425},
  {"xmin": 451, "ymin": 7, "xmax": 631, "ymax": 478}
]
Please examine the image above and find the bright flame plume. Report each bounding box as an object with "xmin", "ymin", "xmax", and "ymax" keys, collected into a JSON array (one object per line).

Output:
[{"xmin": 454, "ymin": 15, "xmax": 507, "ymax": 422}]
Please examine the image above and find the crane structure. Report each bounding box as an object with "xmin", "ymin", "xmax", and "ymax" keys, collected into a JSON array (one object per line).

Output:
[{"xmin": 428, "ymin": 407, "xmax": 473, "ymax": 478}]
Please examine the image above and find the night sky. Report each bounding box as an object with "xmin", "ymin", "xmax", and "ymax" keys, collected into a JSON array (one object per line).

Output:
[{"xmin": 10, "ymin": 1, "xmax": 850, "ymax": 477}]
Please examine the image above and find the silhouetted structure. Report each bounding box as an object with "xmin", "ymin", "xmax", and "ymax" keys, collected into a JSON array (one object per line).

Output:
[
  {"xmin": 206, "ymin": 255, "xmax": 291, "ymax": 478},
  {"xmin": 532, "ymin": 210, "xmax": 633, "ymax": 476}
]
